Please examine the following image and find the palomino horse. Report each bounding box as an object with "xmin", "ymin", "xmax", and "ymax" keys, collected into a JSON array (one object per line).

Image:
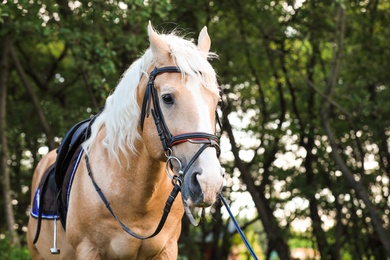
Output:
[{"xmin": 27, "ymin": 22, "xmax": 224, "ymax": 259}]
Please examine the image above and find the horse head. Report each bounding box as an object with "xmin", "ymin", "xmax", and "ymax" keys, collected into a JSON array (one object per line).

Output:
[{"xmin": 139, "ymin": 22, "xmax": 224, "ymax": 208}]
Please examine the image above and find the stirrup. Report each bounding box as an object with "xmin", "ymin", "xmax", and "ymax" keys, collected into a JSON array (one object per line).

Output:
[{"xmin": 50, "ymin": 218, "xmax": 60, "ymax": 254}]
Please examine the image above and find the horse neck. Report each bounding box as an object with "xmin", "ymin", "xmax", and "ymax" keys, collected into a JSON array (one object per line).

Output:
[
  {"xmin": 126, "ymin": 141, "xmax": 170, "ymax": 196},
  {"xmin": 90, "ymin": 128, "xmax": 170, "ymax": 209}
]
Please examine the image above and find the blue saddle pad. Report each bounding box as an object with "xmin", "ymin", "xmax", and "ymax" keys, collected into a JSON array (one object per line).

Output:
[{"xmin": 30, "ymin": 148, "xmax": 83, "ymax": 219}]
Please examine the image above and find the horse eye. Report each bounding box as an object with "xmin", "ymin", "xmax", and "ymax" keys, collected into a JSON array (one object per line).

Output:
[{"xmin": 162, "ymin": 94, "xmax": 174, "ymax": 105}]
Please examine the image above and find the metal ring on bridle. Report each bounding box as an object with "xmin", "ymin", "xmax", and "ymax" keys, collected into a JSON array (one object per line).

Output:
[
  {"xmin": 171, "ymin": 175, "xmax": 182, "ymax": 187},
  {"xmin": 164, "ymin": 148, "xmax": 172, "ymax": 158},
  {"xmin": 165, "ymin": 156, "xmax": 184, "ymax": 179}
]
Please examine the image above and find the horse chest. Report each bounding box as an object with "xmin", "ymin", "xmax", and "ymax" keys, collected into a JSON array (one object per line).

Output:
[{"xmin": 104, "ymin": 234, "xmax": 175, "ymax": 259}]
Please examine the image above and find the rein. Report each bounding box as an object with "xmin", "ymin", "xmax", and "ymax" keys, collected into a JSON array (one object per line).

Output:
[
  {"xmin": 85, "ymin": 153, "xmax": 182, "ymax": 240},
  {"xmin": 86, "ymin": 66, "xmax": 220, "ymax": 239},
  {"xmin": 219, "ymin": 193, "xmax": 259, "ymax": 260}
]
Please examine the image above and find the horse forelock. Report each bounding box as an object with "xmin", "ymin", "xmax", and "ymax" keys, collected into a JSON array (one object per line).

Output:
[
  {"xmin": 83, "ymin": 31, "xmax": 219, "ymax": 165},
  {"xmin": 160, "ymin": 33, "xmax": 219, "ymax": 96}
]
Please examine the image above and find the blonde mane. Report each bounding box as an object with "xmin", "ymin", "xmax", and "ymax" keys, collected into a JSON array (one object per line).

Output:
[{"xmin": 83, "ymin": 30, "xmax": 219, "ymax": 163}]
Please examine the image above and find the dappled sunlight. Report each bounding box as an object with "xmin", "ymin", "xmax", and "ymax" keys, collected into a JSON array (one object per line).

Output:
[{"xmin": 2, "ymin": 0, "xmax": 390, "ymax": 258}]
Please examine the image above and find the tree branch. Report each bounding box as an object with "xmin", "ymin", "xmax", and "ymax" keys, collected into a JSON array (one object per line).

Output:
[
  {"xmin": 9, "ymin": 45, "xmax": 56, "ymax": 149},
  {"xmin": 319, "ymin": 5, "xmax": 390, "ymax": 256}
]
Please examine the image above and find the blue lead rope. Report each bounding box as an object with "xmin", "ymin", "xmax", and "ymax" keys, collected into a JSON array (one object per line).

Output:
[{"xmin": 219, "ymin": 193, "xmax": 259, "ymax": 260}]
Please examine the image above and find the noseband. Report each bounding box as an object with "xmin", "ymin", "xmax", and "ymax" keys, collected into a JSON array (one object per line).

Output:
[
  {"xmin": 86, "ymin": 66, "xmax": 221, "ymax": 239},
  {"xmin": 140, "ymin": 66, "xmax": 221, "ymax": 180}
]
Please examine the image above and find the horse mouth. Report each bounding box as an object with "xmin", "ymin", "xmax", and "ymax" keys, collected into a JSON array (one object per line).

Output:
[
  {"xmin": 186, "ymin": 195, "xmax": 214, "ymax": 208},
  {"xmin": 183, "ymin": 198, "xmax": 203, "ymax": 226},
  {"xmin": 184, "ymin": 185, "xmax": 222, "ymax": 211}
]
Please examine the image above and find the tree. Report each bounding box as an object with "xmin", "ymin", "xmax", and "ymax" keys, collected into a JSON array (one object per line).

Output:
[
  {"xmin": 0, "ymin": 27, "xmax": 20, "ymax": 247},
  {"xmin": 169, "ymin": 0, "xmax": 390, "ymax": 258},
  {"xmin": 0, "ymin": 0, "xmax": 172, "ymax": 246},
  {"xmin": 1, "ymin": 0, "xmax": 390, "ymax": 258}
]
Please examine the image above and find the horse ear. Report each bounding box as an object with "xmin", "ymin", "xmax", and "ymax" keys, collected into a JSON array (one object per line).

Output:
[
  {"xmin": 148, "ymin": 21, "xmax": 170, "ymax": 64},
  {"xmin": 198, "ymin": 26, "xmax": 211, "ymax": 59}
]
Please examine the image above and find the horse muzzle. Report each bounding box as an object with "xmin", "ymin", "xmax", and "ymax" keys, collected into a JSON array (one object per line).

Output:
[{"xmin": 182, "ymin": 164, "xmax": 224, "ymax": 207}]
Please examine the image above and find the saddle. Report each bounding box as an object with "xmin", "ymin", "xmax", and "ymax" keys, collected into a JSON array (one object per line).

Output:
[{"xmin": 31, "ymin": 116, "xmax": 95, "ymax": 244}]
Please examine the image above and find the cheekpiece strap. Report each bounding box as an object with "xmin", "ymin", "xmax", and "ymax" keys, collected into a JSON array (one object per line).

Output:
[{"xmin": 140, "ymin": 66, "xmax": 181, "ymax": 131}]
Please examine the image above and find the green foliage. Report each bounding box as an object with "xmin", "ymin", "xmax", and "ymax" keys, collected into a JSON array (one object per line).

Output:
[
  {"xmin": 0, "ymin": 238, "xmax": 30, "ymax": 260},
  {"xmin": 1, "ymin": 0, "xmax": 390, "ymax": 258}
]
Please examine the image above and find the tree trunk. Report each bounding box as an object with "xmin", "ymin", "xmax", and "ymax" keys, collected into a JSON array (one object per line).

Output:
[
  {"xmin": 223, "ymin": 107, "xmax": 290, "ymax": 260},
  {"xmin": 9, "ymin": 45, "xmax": 56, "ymax": 149},
  {"xmin": 0, "ymin": 35, "xmax": 20, "ymax": 246},
  {"xmin": 320, "ymin": 5, "xmax": 390, "ymax": 257}
]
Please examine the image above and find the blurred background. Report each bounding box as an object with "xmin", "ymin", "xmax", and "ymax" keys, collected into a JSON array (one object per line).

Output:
[{"xmin": 0, "ymin": 0, "xmax": 389, "ymax": 259}]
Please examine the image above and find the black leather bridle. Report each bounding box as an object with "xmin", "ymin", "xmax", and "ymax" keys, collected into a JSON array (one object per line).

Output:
[
  {"xmin": 86, "ymin": 66, "xmax": 221, "ymax": 239},
  {"xmin": 141, "ymin": 66, "xmax": 220, "ymax": 178},
  {"xmin": 140, "ymin": 66, "xmax": 220, "ymax": 157}
]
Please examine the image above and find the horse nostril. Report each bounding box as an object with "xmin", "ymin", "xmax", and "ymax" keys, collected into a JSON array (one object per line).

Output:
[
  {"xmin": 184, "ymin": 168, "xmax": 218, "ymax": 207},
  {"xmin": 190, "ymin": 170, "xmax": 202, "ymax": 198}
]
